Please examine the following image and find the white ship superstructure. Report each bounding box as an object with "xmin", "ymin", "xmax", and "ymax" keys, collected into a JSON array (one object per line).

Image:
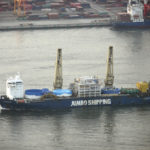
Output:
[
  {"xmin": 127, "ymin": 0, "xmax": 144, "ymax": 22},
  {"xmin": 6, "ymin": 73, "xmax": 24, "ymax": 100},
  {"xmin": 72, "ymin": 76, "xmax": 102, "ymax": 97}
]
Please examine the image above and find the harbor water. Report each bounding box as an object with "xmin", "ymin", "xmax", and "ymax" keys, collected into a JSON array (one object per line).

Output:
[{"xmin": 0, "ymin": 27, "xmax": 150, "ymax": 150}]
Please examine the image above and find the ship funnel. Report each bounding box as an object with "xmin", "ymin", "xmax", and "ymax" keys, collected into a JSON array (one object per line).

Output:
[
  {"xmin": 53, "ymin": 48, "xmax": 63, "ymax": 89},
  {"xmin": 104, "ymin": 46, "xmax": 114, "ymax": 88}
]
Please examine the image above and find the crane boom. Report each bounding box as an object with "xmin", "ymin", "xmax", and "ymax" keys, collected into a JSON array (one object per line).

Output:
[
  {"xmin": 105, "ymin": 46, "xmax": 114, "ymax": 88},
  {"xmin": 53, "ymin": 48, "xmax": 63, "ymax": 89},
  {"xmin": 14, "ymin": 0, "xmax": 26, "ymax": 16}
]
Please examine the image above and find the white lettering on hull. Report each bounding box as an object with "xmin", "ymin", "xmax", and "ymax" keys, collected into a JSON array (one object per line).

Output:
[{"xmin": 71, "ymin": 99, "xmax": 111, "ymax": 107}]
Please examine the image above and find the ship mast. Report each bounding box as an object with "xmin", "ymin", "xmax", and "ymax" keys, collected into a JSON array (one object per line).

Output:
[
  {"xmin": 104, "ymin": 46, "xmax": 114, "ymax": 88},
  {"xmin": 53, "ymin": 48, "xmax": 63, "ymax": 89}
]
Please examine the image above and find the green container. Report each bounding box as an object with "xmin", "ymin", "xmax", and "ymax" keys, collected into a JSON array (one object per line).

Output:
[
  {"xmin": 42, "ymin": 3, "xmax": 51, "ymax": 8},
  {"xmin": 121, "ymin": 88, "xmax": 139, "ymax": 94},
  {"xmin": 99, "ymin": 12, "xmax": 108, "ymax": 15}
]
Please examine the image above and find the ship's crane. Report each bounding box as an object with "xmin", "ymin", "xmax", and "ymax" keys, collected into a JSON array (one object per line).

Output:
[
  {"xmin": 14, "ymin": 0, "xmax": 26, "ymax": 16},
  {"xmin": 53, "ymin": 49, "xmax": 63, "ymax": 89},
  {"xmin": 104, "ymin": 46, "xmax": 114, "ymax": 88}
]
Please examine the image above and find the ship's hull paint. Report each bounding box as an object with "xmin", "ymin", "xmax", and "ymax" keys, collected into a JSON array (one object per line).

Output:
[
  {"xmin": 113, "ymin": 20, "xmax": 150, "ymax": 28},
  {"xmin": 1, "ymin": 95, "xmax": 150, "ymax": 111}
]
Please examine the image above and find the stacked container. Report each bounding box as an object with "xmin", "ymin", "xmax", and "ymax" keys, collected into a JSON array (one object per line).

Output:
[
  {"xmin": 117, "ymin": 12, "xmax": 131, "ymax": 22},
  {"xmin": 0, "ymin": 1, "xmax": 10, "ymax": 11},
  {"xmin": 47, "ymin": 13, "xmax": 59, "ymax": 19}
]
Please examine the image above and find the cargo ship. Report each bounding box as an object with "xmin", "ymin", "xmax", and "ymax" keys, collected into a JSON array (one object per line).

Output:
[
  {"xmin": 0, "ymin": 46, "xmax": 150, "ymax": 111},
  {"xmin": 113, "ymin": 0, "xmax": 150, "ymax": 28}
]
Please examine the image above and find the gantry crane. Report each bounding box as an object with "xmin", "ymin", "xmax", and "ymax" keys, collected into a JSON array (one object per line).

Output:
[
  {"xmin": 104, "ymin": 46, "xmax": 114, "ymax": 88},
  {"xmin": 14, "ymin": 0, "xmax": 26, "ymax": 16},
  {"xmin": 53, "ymin": 49, "xmax": 63, "ymax": 89}
]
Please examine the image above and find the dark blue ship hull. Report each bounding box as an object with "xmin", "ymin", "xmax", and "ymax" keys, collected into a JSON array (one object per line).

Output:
[
  {"xmin": 1, "ymin": 95, "xmax": 150, "ymax": 111},
  {"xmin": 113, "ymin": 20, "xmax": 150, "ymax": 28}
]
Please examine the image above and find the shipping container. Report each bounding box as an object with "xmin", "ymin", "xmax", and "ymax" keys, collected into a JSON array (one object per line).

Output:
[
  {"xmin": 60, "ymin": 7, "xmax": 66, "ymax": 12},
  {"xmin": 26, "ymin": 11, "xmax": 32, "ymax": 15},
  {"xmin": 0, "ymin": 8, "xmax": 4, "ymax": 11},
  {"xmin": 82, "ymin": 12, "xmax": 90, "ymax": 18},
  {"xmin": 53, "ymin": 89, "xmax": 72, "ymax": 97},
  {"xmin": 76, "ymin": 6, "xmax": 83, "ymax": 11},
  {"xmin": 27, "ymin": 15, "xmax": 39, "ymax": 20},
  {"xmin": 42, "ymin": 3, "xmax": 51, "ymax": 8},
  {"xmin": 39, "ymin": 15, "xmax": 48, "ymax": 19},
  {"xmin": 0, "ymin": 1, "xmax": 9, "ymax": 11},
  {"xmin": 88, "ymin": 14, "xmax": 100, "ymax": 18},
  {"xmin": 68, "ymin": 14, "xmax": 80, "ymax": 18},
  {"xmin": 70, "ymin": 2, "xmax": 81, "ymax": 7},
  {"xmin": 101, "ymin": 88, "xmax": 120, "ymax": 94},
  {"xmin": 99, "ymin": 12, "xmax": 110, "ymax": 17},
  {"xmin": 50, "ymin": 3, "xmax": 64, "ymax": 8},
  {"xmin": 26, "ymin": 0, "xmax": 33, "ymax": 4},
  {"xmin": 24, "ymin": 4, "xmax": 33, "ymax": 10},
  {"xmin": 32, "ymin": 5, "xmax": 42, "ymax": 10},
  {"xmin": 0, "ymin": 2, "xmax": 9, "ymax": 6},
  {"xmin": 120, "ymin": 88, "xmax": 139, "ymax": 94},
  {"xmin": 81, "ymin": 3, "xmax": 91, "ymax": 8},
  {"xmin": 117, "ymin": 12, "xmax": 131, "ymax": 22},
  {"xmin": 41, "ymin": 8, "xmax": 51, "ymax": 12},
  {"xmin": 70, "ymin": 7, "xmax": 76, "ymax": 11},
  {"xmin": 47, "ymin": 13, "xmax": 59, "ymax": 19},
  {"xmin": 34, "ymin": 0, "xmax": 46, "ymax": 2},
  {"xmin": 25, "ymin": 88, "xmax": 50, "ymax": 99},
  {"xmin": 59, "ymin": 13, "xmax": 69, "ymax": 18}
]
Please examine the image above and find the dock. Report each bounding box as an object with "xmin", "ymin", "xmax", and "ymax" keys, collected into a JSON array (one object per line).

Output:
[{"xmin": 0, "ymin": 19, "xmax": 113, "ymax": 31}]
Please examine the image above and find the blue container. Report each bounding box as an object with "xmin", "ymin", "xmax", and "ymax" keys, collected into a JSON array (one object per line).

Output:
[
  {"xmin": 42, "ymin": 88, "xmax": 50, "ymax": 94},
  {"xmin": 101, "ymin": 88, "xmax": 120, "ymax": 94},
  {"xmin": 60, "ymin": 8, "xmax": 65, "ymax": 12},
  {"xmin": 25, "ymin": 88, "xmax": 50, "ymax": 96},
  {"xmin": 25, "ymin": 89, "xmax": 43, "ymax": 96},
  {"xmin": 53, "ymin": 89, "xmax": 72, "ymax": 96}
]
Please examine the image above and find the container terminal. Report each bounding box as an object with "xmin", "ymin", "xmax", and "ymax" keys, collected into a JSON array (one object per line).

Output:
[
  {"xmin": 1, "ymin": 46, "xmax": 150, "ymax": 111},
  {"xmin": 0, "ymin": 0, "xmax": 129, "ymax": 30}
]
